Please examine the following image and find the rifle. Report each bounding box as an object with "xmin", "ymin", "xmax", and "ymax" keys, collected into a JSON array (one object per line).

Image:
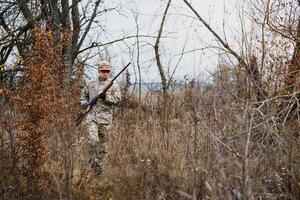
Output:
[{"xmin": 75, "ymin": 62, "xmax": 131, "ymax": 126}]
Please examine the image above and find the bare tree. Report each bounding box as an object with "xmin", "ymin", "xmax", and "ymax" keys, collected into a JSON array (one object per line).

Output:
[
  {"xmin": 183, "ymin": 0, "xmax": 267, "ymax": 102},
  {"xmin": 154, "ymin": 0, "xmax": 172, "ymax": 102},
  {"xmin": 0, "ymin": 0, "xmax": 109, "ymax": 86}
]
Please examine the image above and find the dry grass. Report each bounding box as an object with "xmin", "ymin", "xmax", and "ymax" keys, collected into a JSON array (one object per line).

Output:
[
  {"xmin": 0, "ymin": 76, "xmax": 299, "ymax": 199},
  {"xmin": 67, "ymin": 86, "xmax": 299, "ymax": 199}
]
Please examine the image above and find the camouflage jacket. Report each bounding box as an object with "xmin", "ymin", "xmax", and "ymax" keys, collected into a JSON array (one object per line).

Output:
[{"xmin": 80, "ymin": 77, "xmax": 121, "ymax": 124}]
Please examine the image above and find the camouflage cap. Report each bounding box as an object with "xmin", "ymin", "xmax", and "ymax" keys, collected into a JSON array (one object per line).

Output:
[{"xmin": 98, "ymin": 60, "xmax": 112, "ymax": 71}]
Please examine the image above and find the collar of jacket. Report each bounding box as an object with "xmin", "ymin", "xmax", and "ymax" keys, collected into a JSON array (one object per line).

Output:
[{"xmin": 98, "ymin": 76, "xmax": 108, "ymax": 83}]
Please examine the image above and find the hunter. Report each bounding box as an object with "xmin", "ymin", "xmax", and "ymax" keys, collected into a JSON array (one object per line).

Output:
[{"xmin": 80, "ymin": 60, "xmax": 121, "ymax": 176}]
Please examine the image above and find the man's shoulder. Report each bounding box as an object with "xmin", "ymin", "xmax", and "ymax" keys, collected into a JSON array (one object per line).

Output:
[
  {"xmin": 86, "ymin": 79, "xmax": 97, "ymax": 86},
  {"xmin": 112, "ymin": 80, "xmax": 120, "ymax": 88}
]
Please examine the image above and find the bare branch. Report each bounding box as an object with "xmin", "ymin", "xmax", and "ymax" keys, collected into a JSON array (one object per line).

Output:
[
  {"xmin": 16, "ymin": 0, "xmax": 35, "ymax": 28},
  {"xmin": 77, "ymin": 35, "xmax": 158, "ymax": 55},
  {"xmin": 76, "ymin": 0, "xmax": 102, "ymax": 53},
  {"xmin": 154, "ymin": 0, "xmax": 172, "ymax": 97},
  {"xmin": 182, "ymin": 0, "xmax": 242, "ymax": 62}
]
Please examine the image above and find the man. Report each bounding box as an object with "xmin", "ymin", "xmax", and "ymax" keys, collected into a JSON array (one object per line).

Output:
[{"xmin": 80, "ymin": 60, "xmax": 121, "ymax": 176}]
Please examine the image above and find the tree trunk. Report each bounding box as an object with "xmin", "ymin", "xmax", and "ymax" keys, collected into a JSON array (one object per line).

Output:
[{"xmin": 285, "ymin": 12, "xmax": 300, "ymax": 93}]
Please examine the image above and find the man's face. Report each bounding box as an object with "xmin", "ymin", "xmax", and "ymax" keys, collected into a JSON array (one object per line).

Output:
[{"xmin": 99, "ymin": 70, "xmax": 110, "ymax": 79}]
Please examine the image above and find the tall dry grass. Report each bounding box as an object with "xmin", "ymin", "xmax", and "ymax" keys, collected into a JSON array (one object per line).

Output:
[
  {"xmin": 71, "ymin": 78, "xmax": 299, "ymax": 200},
  {"xmin": 0, "ymin": 34, "xmax": 299, "ymax": 199}
]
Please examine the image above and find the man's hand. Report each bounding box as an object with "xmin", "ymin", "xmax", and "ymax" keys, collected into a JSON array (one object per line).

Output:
[
  {"xmin": 81, "ymin": 102, "xmax": 88, "ymax": 109},
  {"xmin": 99, "ymin": 92, "xmax": 106, "ymax": 101}
]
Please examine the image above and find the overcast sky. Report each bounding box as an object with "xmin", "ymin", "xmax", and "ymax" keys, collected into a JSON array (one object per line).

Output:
[{"xmin": 84, "ymin": 0, "xmax": 250, "ymax": 83}]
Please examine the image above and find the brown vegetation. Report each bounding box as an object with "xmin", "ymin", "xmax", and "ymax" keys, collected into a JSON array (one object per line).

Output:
[
  {"xmin": 1, "ymin": 51, "xmax": 299, "ymax": 199},
  {"xmin": 0, "ymin": 0, "xmax": 299, "ymax": 200}
]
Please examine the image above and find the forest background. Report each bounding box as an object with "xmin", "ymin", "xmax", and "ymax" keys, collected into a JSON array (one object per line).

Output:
[{"xmin": 0, "ymin": 0, "xmax": 299, "ymax": 199}]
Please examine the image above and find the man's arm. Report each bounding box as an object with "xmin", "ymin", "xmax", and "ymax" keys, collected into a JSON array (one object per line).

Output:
[
  {"xmin": 104, "ymin": 83, "xmax": 121, "ymax": 104},
  {"xmin": 80, "ymin": 84, "xmax": 89, "ymax": 109}
]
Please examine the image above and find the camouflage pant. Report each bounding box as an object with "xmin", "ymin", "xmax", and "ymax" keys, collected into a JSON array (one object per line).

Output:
[{"xmin": 87, "ymin": 120, "xmax": 110, "ymax": 166}]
